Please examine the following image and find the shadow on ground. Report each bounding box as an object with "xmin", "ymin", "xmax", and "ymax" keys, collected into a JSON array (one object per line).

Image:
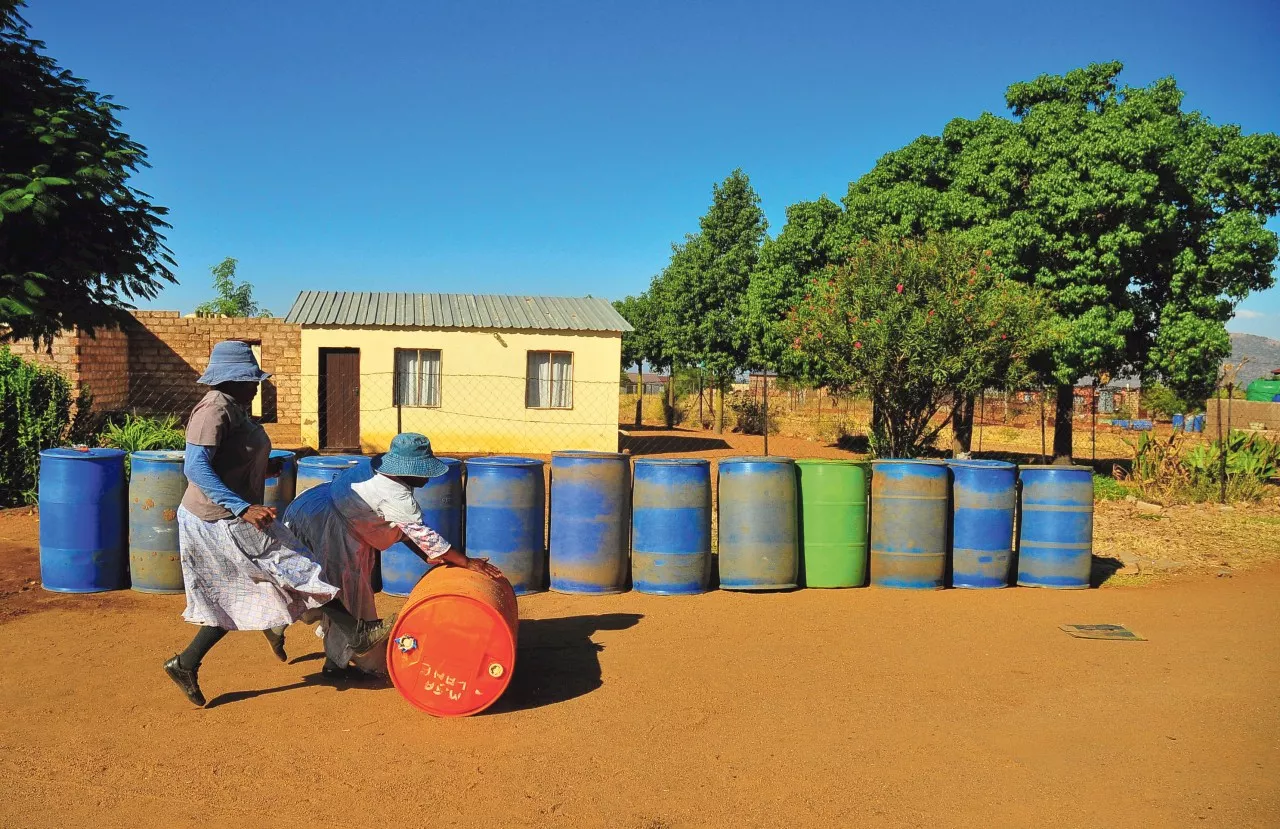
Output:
[
  {"xmin": 489, "ymin": 613, "xmax": 644, "ymax": 714},
  {"xmin": 620, "ymin": 428, "xmax": 730, "ymax": 455}
]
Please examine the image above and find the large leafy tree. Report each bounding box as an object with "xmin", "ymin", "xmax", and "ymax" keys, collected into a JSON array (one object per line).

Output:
[
  {"xmin": 787, "ymin": 234, "xmax": 1053, "ymax": 458},
  {"xmin": 659, "ymin": 169, "xmax": 767, "ymax": 432},
  {"xmin": 842, "ymin": 62, "xmax": 1280, "ymax": 462},
  {"xmin": 194, "ymin": 257, "xmax": 270, "ymax": 317},
  {"xmin": 0, "ymin": 1, "xmax": 174, "ymax": 346},
  {"xmin": 745, "ymin": 196, "xmax": 843, "ymax": 380}
]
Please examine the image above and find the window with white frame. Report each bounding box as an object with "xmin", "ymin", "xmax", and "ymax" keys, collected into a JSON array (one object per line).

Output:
[
  {"xmin": 525, "ymin": 351, "xmax": 573, "ymax": 408},
  {"xmin": 395, "ymin": 348, "xmax": 442, "ymax": 407}
]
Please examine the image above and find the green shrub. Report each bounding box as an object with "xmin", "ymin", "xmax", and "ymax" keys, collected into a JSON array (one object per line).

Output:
[
  {"xmin": 0, "ymin": 346, "xmax": 87, "ymax": 505},
  {"xmin": 98, "ymin": 414, "xmax": 186, "ymax": 474},
  {"xmin": 727, "ymin": 392, "xmax": 780, "ymax": 436},
  {"xmin": 1126, "ymin": 430, "xmax": 1279, "ymax": 503}
]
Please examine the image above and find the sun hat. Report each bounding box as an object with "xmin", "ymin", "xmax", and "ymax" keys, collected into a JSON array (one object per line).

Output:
[
  {"xmin": 372, "ymin": 433, "xmax": 450, "ymax": 479},
  {"xmin": 197, "ymin": 340, "xmax": 272, "ymax": 385}
]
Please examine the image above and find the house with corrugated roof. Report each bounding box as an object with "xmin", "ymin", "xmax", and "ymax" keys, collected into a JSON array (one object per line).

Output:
[{"xmin": 285, "ymin": 291, "xmax": 633, "ymax": 454}]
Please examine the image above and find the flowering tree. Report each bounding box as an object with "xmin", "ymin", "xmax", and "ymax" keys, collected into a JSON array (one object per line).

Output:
[{"xmin": 786, "ymin": 234, "xmax": 1055, "ymax": 457}]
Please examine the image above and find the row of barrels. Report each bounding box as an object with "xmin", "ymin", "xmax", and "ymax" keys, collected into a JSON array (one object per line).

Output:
[{"xmin": 37, "ymin": 448, "xmax": 1094, "ymax": 595}]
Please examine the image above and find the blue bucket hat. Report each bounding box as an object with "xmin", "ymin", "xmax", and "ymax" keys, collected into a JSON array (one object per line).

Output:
[
  {"xmin": 372, "ymin": 433, "xmax": 449, "ymax": 479},
  {"xmin": 198, "ymin": 340, "xmax": 272, "ymax": 385}
]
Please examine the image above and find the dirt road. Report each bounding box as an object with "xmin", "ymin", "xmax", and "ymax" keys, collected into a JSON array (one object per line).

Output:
[{"xmin": 2, "ymin": 509, "xmax": 1278, "ymax": 829}]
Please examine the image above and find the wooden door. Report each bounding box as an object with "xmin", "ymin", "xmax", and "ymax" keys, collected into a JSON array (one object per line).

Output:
[{"xmin": 320, "ymin": 348, "xmax": 360, "ymax": 450}]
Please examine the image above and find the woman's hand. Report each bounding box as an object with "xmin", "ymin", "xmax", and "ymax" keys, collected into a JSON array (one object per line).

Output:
[
  {"xmin": 463, "ymin": 556, "xmax": 504, "ymax": 580},
  {"xmin": 240, "ymin": 505, "xmax": 277, "ymax": 530}
]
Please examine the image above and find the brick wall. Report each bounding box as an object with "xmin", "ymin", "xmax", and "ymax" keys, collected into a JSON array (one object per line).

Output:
[
  {"xmin": 11, "ymin": 327, "xmax": 129, "ymax": 409},
  {"xmin": 125, "ymin": 312, "xmax": 303, "ymax": 444}
]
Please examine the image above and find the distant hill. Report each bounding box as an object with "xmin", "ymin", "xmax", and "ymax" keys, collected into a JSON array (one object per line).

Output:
[{"xmin": 1229, "ymin": 332, "xmax": 1280, "ymax": 386}]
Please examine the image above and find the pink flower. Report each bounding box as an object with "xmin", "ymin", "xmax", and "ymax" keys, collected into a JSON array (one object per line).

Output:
[
  {"xmin": 927, "ymin": 309, "xmax": 934, "ymax": 317},
  {"xmin": 854, "ymin": 341, "xmax": 862, "ymax": 349},
  {"xmin": 896, "ymin": 283, "xmax": 904, "ymax": 294},
  {"xmin": 815, "ymin": 332, "xmax": 823, "ymax": 340},
  {"xmin": 1000, "ymin": 334, "xmax": 1007, "ymax": 340}
]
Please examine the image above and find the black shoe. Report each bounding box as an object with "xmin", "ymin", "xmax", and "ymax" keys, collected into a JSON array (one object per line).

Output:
[
  {"xmin": 164, "ymin": 655, "xmax": 207, "ymax": 707},
  {"xmin": 321, "ymin": 658, "xmax": 356, "ymax": 680},
  {"xmin": 264, "ymin": 627, "xmax": 287, "ymax": 663}
]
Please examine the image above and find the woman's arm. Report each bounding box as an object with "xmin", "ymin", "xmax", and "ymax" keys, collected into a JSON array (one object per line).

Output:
[
  {"xmin": 184, "ymin": 444, "xmax": 276, "ymax": 528},
  {"xmin": 184, "ymin": 444, "xmax": 251, "ymax": 516},
  {"xmin": 393, "ymin": 522, "xmax": 503, "ymax": 578}
]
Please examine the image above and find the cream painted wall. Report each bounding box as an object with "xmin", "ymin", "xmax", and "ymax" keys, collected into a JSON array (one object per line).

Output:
[{"xmin": 300, "ymin": 326, "xmax": 623, "ymax": 454}]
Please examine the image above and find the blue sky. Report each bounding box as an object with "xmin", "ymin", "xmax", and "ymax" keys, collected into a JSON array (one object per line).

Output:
[{"xmin": 23, "ymin": 0, "xmax": 1280, "ymax": 338}]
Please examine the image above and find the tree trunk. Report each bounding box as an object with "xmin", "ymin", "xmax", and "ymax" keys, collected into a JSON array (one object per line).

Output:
[
  {"xmin": 1052, "ymin": 384, "xmax": 1074, "ymax": 464},
  {"xmin": 634, "ymin": 364, "xmax": 644, "ymax": 427},
  {"xmin": 715, "ymin": 380, "xmax": 725, "ymax": 434},
  {"xmin": 950, "ymin": 393, "xmax": 975, "ymax": 458},
  {"xmin": 665, "ymin": 369, "xmax": 675, "ymax": 428}
]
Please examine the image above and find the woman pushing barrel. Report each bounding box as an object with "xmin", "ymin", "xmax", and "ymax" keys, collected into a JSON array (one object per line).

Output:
[
  {"xmin": 283, "ymin": 432, "xmax": 503, "ymax": 678},
  {"xmin": 163, "ymin": 341, "xmax": 359, "ymax": 707}
]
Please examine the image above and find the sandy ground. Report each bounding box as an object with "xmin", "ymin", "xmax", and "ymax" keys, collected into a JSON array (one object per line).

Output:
[{"xmin": 1, "ymin": 507, "xmax": 1278, "ymax": 829}]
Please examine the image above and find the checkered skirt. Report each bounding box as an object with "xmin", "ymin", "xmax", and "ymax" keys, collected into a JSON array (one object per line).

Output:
[{"xmin": 178, "ymin": 506, "xmax": 338, "ymax": 630}]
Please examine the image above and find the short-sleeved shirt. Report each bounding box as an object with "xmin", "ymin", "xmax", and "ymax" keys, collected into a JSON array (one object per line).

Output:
[{"xmin": 180, "ymin": 389, "xmax": 271, "ymax": 521}]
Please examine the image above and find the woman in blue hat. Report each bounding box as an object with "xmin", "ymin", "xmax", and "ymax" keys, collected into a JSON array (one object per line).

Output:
[
  {"xmin": 163, "ymin": 340, "xmax": 345, "ymax": 707},
  {"xmin": 283, "ymin": 432, "xmax": 503, "ymax": 678}
]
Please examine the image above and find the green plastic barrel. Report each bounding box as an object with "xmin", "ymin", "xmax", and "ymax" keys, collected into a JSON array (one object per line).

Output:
[{"xmin": 795, "ymin": 459, "xmax": 868, "ymax": 588}]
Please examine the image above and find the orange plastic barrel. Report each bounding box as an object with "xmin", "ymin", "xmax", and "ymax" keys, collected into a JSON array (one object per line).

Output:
[{"xmin": 386, "ymin": 566, "xmax": 519, "ymax": 717}]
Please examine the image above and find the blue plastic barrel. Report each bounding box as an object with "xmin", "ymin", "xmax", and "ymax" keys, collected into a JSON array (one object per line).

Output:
[
  {"xmin": 948, "ymin": 460, "xmax": 1016, "ymax": 589},
  {"xmin": 39, "ymin": 448, "xmax": 128, "ymax": 593},
  {"xmin": 1131, "ymin": 419, "xmax": 1153, "ymax": 431},
  {"xmin": 717, "ymin": 457, "xmax": 798, "ymax": 590},
  {"xmin": 1171, "ymin": 414, "xmax": 1184, "ymax": 430},
  {"xmin": 264, "ymin": 449, "xmax": 298, "ymax": 513},
  {"xmin": 1017, "ymin": 465, "xmax": 1094, "ymax": 589},
  {"xmin": 127, "ymin": 450, "xmax": 187, "ymax": 594},
  {"xmin": 465, "ymin": 457, "xmax": 546, "ymax": 595},
  {"xmin": 1194, "ymin": 414, "xmax": 1206, "ymax": 433},
  {"xmin": 632, "ymin": 459, "xmax": 712, "ymax": 596},
  {"xmin": 297, "ymin": 455, "xmax": 367, "ymax": 495},
  {"xmin": 1111, "ymin": 420, "xmax": 1129, "ymax": 429},
  {"xmin": 549, "ymin": 451, "xmax": 631, "ymax": 594},
  {"xmin": 382, "ymin": 457, "xmax": 464, "ymax": 597},
  {"xmin": 869, "ymin": 460, "xmax": 949, "ymax": 589}
]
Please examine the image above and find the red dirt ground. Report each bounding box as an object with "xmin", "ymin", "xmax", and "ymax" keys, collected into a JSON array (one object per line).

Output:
[{"xmin": 1, "ymin": 508, "xmax": 1278, "ymax": 829}]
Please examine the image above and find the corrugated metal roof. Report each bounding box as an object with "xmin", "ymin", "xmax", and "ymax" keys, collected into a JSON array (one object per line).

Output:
[{"xmin": 284, "ymin": 292, "xmax": 634, "ymax": 333}]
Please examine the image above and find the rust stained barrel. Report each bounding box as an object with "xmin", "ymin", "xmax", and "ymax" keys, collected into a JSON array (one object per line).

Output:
[
  {"xmin": 127, "ymin": 450, "xmax": 187, "ymax": 594},
  {"xmin": 869, "ymin": 459, "xmax": 949, "ymax": 589},
  {"xmin": 387, "ymin": 566, "xmax": 519, "ymax": 717}
]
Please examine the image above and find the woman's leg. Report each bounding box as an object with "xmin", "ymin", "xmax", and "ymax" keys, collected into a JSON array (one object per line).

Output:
[
  {"xmin": 263, "ymin": 626, "xmax": 288, "ymax": 662},
  {"xmin": 164, "ymin": 625, "xmax": 227, "ymax": 707}
]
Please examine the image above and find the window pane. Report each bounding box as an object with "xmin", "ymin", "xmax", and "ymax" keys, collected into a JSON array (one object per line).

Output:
[
  {"xmin": 423, "ymin": 350, "xmax": 441, "ymax": 406},
  {"xmin": 550, "ymin": 352, "xmax": 572, "ymax": 408},
  {"xmin": 396, "ymin": 350, "xmax": 417, "ymax": 405},
  {"xmin": 526, "ymin": 351, "xmax": 550, "ymax": 408}
]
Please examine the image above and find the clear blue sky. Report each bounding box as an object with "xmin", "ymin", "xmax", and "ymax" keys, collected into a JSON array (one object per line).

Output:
[{"xmin": 23, "ymin": 0, "xmax": 1280, "ymax": 337}]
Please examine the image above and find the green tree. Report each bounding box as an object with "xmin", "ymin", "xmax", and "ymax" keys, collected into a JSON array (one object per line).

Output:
[
  {"xmin": 786, "ymin": 235, "xmax": 1053, "ymax": 458},
  {"xmin": 842, "ymin": 62, "xmax": 1280, "ymax": 462},
  {"xmin": 659, "ymin": 169, "xmax": 767, "ymax": 432},
  {"xmin": 0, "ymin": 2, "xmax": 175, "ymax": 347},
  {"xmin": 746, "ymin": 196, "xmax": 844, "ymax": 381},
  {"xmin": 194, "ymin": 257, "xmax": 271, "ymax": 317}
]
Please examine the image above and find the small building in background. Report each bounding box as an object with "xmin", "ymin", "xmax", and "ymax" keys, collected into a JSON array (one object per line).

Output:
[
  {"xmin": 285, "ymin": 292, "xmax": 632, "ymax": 454},
  {"xmin": 1075, "ymin": 375, "xmax": 1142, "ymax": 416},
  {"xmin": 622, "ymin": 372, "xmax": 669, "ymax": 395}
]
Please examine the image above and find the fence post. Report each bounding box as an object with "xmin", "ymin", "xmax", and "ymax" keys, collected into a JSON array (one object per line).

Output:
[
  {"xmin": 978, "ymin": 391, "xmax": 985, "ymax": 453},
  {"xmin": 762, "ymin": 370, "xmax": 769, "ymax": 456},
  {"xmin": 1039, "ymin": 388, "xmax": 1047, "ymax": 464},
  {"xmin": 1221, "ymin": 383, "xmax": 1233, "ymax": 504}
]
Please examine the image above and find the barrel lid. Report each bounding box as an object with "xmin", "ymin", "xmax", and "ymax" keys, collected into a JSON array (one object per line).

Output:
[
  {"xmin": 794, "ymin": 458, "xmax": 865, "ymax": 466},
  {"xmin": 633, "ymin": 457, "xmax": 709, "ymax": 467},
  {"xmin": 1017, "ymin": 464, "xmax": 1094, "ymax": 472},
  {"xmin": 299, "ymin": 455, "xmax": 360, "ymax": 469},
  {"xmin": 466, "ymin": 456, "xmax": 544, "ymax": 467},
  {"xmin": 871, "ymin": 458, "xmax": 947, "ymax": 466},
  {"xmin": 387, "ymin": 593, "xmax": 516, "ymax": 717},
  {"xmin": 947, "ymin": 459, "xmax": 1016, "ymax": 469},
  {"xmin": 552, "ymin": 450, "xmax": 627, "ymax": 460},
  {"xmin": 130, "ymin": 450, "xmax": 186, "ymax": 462},
  {"xmin": 719, "ymin": 456, "xmax": 796, "ymax": 466},
  {"xmin": 269, "ymin": 449, "xmax": 297, "ymax": 459},
  {"xmin": 41, "ymin": 447, "xmax": 125, "ymax": 460}
]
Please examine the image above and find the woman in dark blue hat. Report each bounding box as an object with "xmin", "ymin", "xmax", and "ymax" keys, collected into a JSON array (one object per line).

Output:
[
  {"xmin": 164, "ymin": 340, "xmax": 345, "ymax": 707},
  {"xmin": 283, "ymin": 432, "xmax": 503, "ymax": 677}
]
